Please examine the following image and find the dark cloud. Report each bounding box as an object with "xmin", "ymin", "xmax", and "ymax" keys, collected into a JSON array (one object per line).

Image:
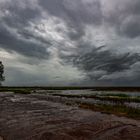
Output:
[
  {"xmin": 17, "ymin": 29, "xmax": 52, "ymax": 45},
  {"xmin": 38, "ymin": 0, "xmax": 140, "ymax": 39},
  {"xmin": 120, "ymin": 16, "xmax": 140, "ymax": 38},
  {"xmin": 0, "ymin": 0, "xmax": 52, "ymax": 59},
  {"xmin": 39, "ymin": 0, "xmax": 102, "ymax": 40},
  {"xmin": 2, "ymin": 8, "xmax": 40, "ymax": 28},
  {"xmin": 104, "ymin": 0, "xmax": 140, "ymax": 38},
  {"xmin": 61, "ymin": 46, "xmax": 140, "ymax": 81},
  {"xmin": 0, "ymin": 27, "xmax": 49, "ymax": 58},
  {"xmin": 0, "ymin": 0, "xmax": 41, "ymax": 28},
  {"xmin": 39, "ymin": 0, "xmax": 102, "ymax": 25},
  {"xmin": 0, "ymin": 0, "xmax": 140, "ymax": 86}
]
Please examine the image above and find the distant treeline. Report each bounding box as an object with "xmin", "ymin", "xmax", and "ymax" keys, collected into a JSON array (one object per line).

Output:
[{"xmin": 1, "ymin": 86, "xmax": 140, "ymax": 92}]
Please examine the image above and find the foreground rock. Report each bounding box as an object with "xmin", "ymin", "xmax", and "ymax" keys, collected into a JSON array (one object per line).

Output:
[{"xmin": 0, "ymin": 92, "xmax": 140, "ymax": 140}]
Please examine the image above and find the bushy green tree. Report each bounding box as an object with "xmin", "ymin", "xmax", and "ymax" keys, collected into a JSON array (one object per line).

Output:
[{"xmin": 0, "ymin": 61, "xmax": 4, "ymax": 86}]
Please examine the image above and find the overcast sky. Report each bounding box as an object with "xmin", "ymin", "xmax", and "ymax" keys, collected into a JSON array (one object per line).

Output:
[{"xmin": 0, "ymin": 0, "xmax": 140, "ymax": 86}]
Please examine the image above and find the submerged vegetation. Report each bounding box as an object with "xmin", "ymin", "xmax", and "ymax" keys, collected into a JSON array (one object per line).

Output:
[
  {"xmin": 0, "ymin": 87, "xmax": 140, "ymax": 119},
  {"xmin": 53, "ymin": 93, "xmax": 140, "ymax": 119},
  {"xmin": 13, "ymin": 89, "xmax": 31, "ymax": 94},
  {"xmin": 79, "ymin": 103, "xmax": 140, "ymax": 119},
  {"xmin": 51, "ymin": 93, "xmax": 140, "ymax": 103}
]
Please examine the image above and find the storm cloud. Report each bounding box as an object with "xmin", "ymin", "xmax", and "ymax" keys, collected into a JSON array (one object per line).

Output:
[
  {"xmin": 0, "ymin": 0, "xmax": 140, "ymax": 86},
  {"xmin": 102, "ymin": 0, "xmax": 140, "ymax": 38}
]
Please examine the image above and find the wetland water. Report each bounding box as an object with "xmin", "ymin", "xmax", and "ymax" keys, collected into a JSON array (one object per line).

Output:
[
  {"xmin": 0, "ymin": 90, "xmax": 140, "ymax": 140},
  {"xmin": 45, "ymin": 90, "xmax": 140, "ymax": 109}
]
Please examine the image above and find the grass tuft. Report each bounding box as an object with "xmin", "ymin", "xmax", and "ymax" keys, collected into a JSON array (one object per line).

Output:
[{"xmin": 79, "ymin": 103, "xmax": 140, "ymax": 119}]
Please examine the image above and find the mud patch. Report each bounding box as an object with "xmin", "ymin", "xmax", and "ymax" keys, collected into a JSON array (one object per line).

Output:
[{"xmin": 0, "ymin": 92, "xmax": 140, "ymax": 140}]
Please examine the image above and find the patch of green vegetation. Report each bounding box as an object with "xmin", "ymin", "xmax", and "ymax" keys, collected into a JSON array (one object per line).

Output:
[
  {"xmin": 13, "ymin": 89, "xmax": 31, "ymax": 94},
  {"xmin": 79, "ymin": 103, "xmax": 140, "ymax": 119},
  {"xmin": 100, "ymin": 93, "xmax": 130, "ymax": 97},
  {"xmin": 97, "ymin": 96, "xmax": 140, "ymax": 103},
  {"xmin": 51, "ymin": 93, "xmax": 140, "ymax": 103},
  {"xmin": 0, "ymin": 88, "xmax": 31, "ymax": 94},
  {"xmin": 0, "ymin": 87, "xmax": 33, "ymax": 92},
  {"xmin": 51, "ymin": 93, "xmax": 84, "ymax": 98}
]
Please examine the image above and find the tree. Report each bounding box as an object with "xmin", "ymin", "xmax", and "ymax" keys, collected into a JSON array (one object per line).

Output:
[{"xmin": 0, "ymin": 61, "xmax": 5, "ymax": 86}]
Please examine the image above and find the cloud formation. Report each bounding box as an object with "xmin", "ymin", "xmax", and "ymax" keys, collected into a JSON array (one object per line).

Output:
[{"xmin": 0, "ymin": 0, "xmax": 140, "ymax": 86}]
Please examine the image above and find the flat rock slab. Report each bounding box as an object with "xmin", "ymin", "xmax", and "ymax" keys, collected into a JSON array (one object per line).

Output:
[{"xmin": 0, "ymin": 92, "xmax": 140, "ymax": 140}]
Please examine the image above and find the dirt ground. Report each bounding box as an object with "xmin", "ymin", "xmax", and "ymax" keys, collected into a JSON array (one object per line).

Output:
[{"xmin": 0, "ymin": 92, "xmax": 140, "ymax": 140}]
